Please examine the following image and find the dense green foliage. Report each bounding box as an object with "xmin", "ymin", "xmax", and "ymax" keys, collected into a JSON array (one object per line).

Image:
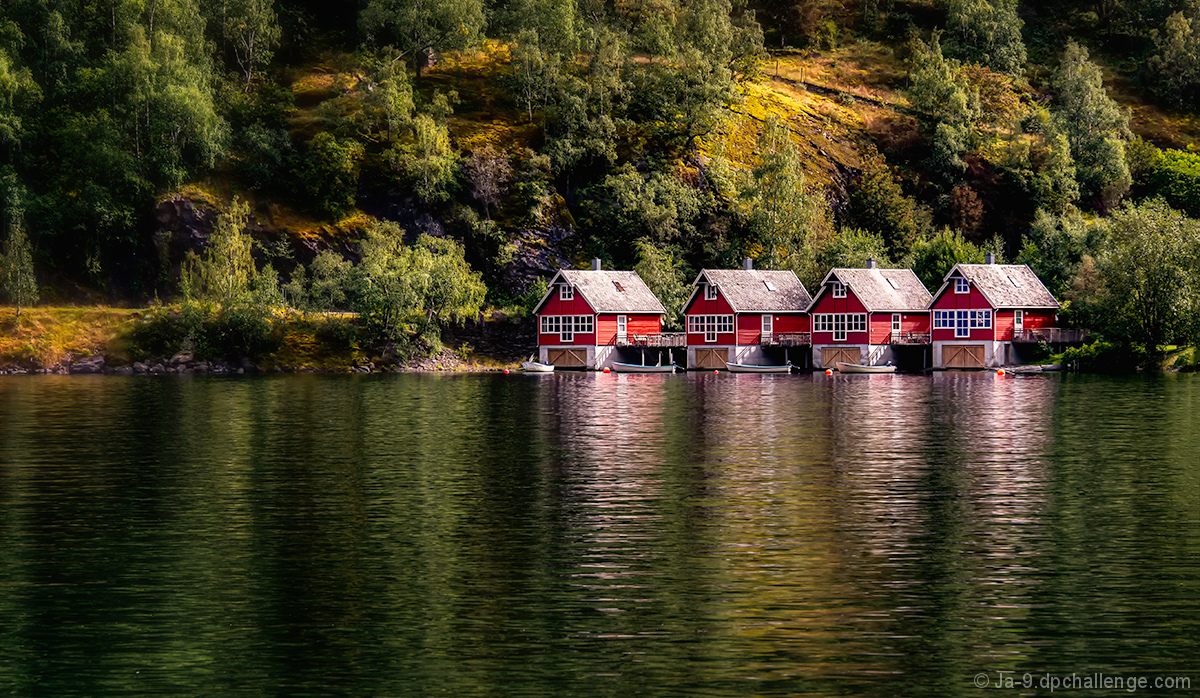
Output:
[{"xmin": 0, "ymin": 0, "xmax": 1198, "ymax": 367}]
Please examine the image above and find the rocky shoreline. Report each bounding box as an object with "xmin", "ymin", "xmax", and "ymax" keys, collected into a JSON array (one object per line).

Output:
[{"xmin": 0, "ymin": 348, "xmax": 512, "ymax": 376}]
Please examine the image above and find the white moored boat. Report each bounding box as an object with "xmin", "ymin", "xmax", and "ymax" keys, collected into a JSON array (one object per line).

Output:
[
  {"xmin": 611, "ymin": 362, "xmax": 678, "ymax": 373},
  {"xmin": 725, "ymin": 362, "xmax": 793, "ymax": 373},
  {"xmin": 521, "ymin": 356, "xmax": 555, "ymax": 372},
  {"xmin": 835, "ymin": 362, "xmax": 896, "ymax": 374}
]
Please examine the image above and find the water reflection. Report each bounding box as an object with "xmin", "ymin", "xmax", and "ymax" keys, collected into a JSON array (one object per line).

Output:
[{"xmin": 1, "ymin": 373, "xmax": 1198, "ymax": 696}]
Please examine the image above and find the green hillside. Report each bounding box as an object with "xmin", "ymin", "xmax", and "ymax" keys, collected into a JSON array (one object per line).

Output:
[{"xmin": 2, "ymin": 0, "xmax": 1200, "ymax": 368}]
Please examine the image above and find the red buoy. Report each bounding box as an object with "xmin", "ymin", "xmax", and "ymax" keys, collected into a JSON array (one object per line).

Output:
[
  {"xmin": 825, "ymin": 369, "xmax": 833, "ymax": 376},
  {"xmin": 603, "ymin": 367, "xmax": 611, "ymax": 373}
]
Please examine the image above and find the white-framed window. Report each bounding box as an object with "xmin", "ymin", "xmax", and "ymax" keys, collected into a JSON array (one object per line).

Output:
[
  {"xmin": 1014, "ymin": 309, "xmax": 1024, "ymax": 332},
  {"xmin": 540, "ymin": 314, "xmax": 593, "ymax": 342},
  {"xmin": 761, "ymin": 315, "xmax": 773, "ymax": 338},
  {"xmin": 559, "ymin": 284, "xmax": 574, "ymax": 301},
  {"xmin": 617, "ymin": 315, "xmax": 627, "ymax": 338},
  {"xmin": 705, "ymin": 283, "xmax": 718, "ymax": 300},
  {"xmin": 892, "ymin": 314, "xmax": 902, "ymax": 333},
  {"xmin": 688, "ymin": 314, "xmax": 734, "ymax": 342},
  {"xmin": 933, "ymin": 309, "xmax": 990, "ymax": 337},
  {"xmin": 954, "ymin": 278, "xmax": 969, "ymax": 294},
  {"xmin": 832, "ymin": 281, "xmax": 846, "ymax": 298},
  {"xmin": 814, "ymin": 313, "xmax": 866, "ymax": 341}
]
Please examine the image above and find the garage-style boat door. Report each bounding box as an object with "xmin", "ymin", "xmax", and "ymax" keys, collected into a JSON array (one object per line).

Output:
[
  {"xmin": 822, "ymin": 347, "xmax": 862, "ymax": 367},
  {"xmin": 943, "ymin": 345, "xmax": 985, "ymax": 368},
  {"xmin": 547, "ymin": 348, "xmax": 588, "ymax": 368},
  {"xmin": 694, "ymin": 348, "xmax": 729, "ymax": 369}
]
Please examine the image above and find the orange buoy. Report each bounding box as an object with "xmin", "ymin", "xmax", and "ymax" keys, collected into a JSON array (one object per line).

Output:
[
  {"xmin": 997, "ymin": 368, "xmax": 1005, "ymax": 376},
  {"xmin": 825, "ymin": 369, "xmax": 833, "ymax": 376},
  {"xmin": 713, "ymin": 369, "xmax": 719, "ymax": 374},
  {"xmin": 603, "ymin": 367, "xmax": 611, "ymax": 373}
]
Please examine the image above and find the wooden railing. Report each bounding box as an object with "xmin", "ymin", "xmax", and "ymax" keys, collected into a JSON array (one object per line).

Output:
[
  {"xmin": 1011, "ymin": 328, "xmax": 1089, "ymax": 343},
  {"xmin": 890, "ymin": 331, "xmax": 931, "ymax": 345},
  {"xmin": 616, "ymin": 332, "xmax": 687, "ymax": 347},
  {"xmin": 762, "ymin": 332, "xmax": 812, "ymax": 347}
]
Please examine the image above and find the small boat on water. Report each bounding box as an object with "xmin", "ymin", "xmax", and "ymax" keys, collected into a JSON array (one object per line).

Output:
[
  {"xmin": 725, "ymin": 362, "xmax": 793, "ymax": 373},
  {"xmin": 521, "ymin": 356, "xmax": 555, "ymax": 372},
  {"xmin": 611, "ymin": 362, "xmax": 678, "ymax": 373},
  {"xmin": 835, "ymin": 362, "xmax": 896, "ymax": 374}
]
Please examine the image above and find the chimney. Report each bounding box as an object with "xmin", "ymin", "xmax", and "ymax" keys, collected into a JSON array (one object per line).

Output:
[
  {"xmin": 866, "ymin": 258, "xmax": 876, "ymax": 269},
  {"xmin": 591, "ymin": 258, "xmax": 602, "ymax": 271},
  {"xmin": 985, "ymin": 252, "xmax": 995, "ymax": 265},
  {"xmin": 743, "ymin": 257, "xmax": 753, "ymax": 271}
]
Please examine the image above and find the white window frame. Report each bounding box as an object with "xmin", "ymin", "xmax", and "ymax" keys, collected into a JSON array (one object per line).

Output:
[
  {"xmin": 832, "ymin": 281, "xmax": 846, "ymax": 298},
  {"xmin": 705, "ymin": 283, "xmax": 718, "ymax": 300},
  {"xmin": 761, "ymin": 314, "xmax": 773, "ymax": 340},
  {"xmin": 954, "ymin": 278, "xmax": 969, "ymax": 294},
  {"xmin": 617, "ymin": 314, "xmax": 627, "ymax": 339},
  {"xmin": 955, "ymin": 311, "xmax": 969, "ymax": 338},
  {"xmin": 559, "ymin": 284, "xmax": 574, "ymax": 301},
  {"xmin": 1014, "ymin": 309, "xmax": 1024, "ymax": 332},
  {"xmin": 834, "ymin": 313, "xmax": 847, "ymax": 341},
  {"xmin": 892, "ymin": 314, "xmax": 902, "ymax": 333},
  {"xmin": 688, "ymin": 314, "xmax": 734, "ymax": 343},
  {"xmin": 540, "ymin": 314, "xmax": 592, "ymax": 343}
]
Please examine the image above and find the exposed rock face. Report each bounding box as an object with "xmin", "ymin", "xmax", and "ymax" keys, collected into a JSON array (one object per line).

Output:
[
  {"xmin": 154, "ymin": 191, "xmax": 579, "ymax": 305},
  {"xmin": 503, "ymin": 225, "xmax": 578, "ymax": 297},
  {"xmin": 442, "ymin": 314, "xmax": 538, "ymax": 363}
]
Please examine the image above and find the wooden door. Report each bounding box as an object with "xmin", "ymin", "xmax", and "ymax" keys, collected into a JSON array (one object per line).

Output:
[
  {"xmin": 547, "ymin": 348, "xmax": 588, "ymax": 368},
  {"xmin": 943, "ymin": 345, "xmax": 985, "ymax": 368},
  {"xmin": 823, "ymin": 347, "xmax": 862, "ymax": 367},
  {"xmin": 695, "ymin": 348, "xmax": 729, "ymax": 369}
]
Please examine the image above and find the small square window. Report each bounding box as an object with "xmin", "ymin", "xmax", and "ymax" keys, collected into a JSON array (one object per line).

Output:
[
  {"xmin": 560, "ymin": 285, "xmax": 574, "ymax": 301},
  {"xmin": 832, "ymin": 282, "xmax": 846, "ymax": 298},
  {"xmin": 954, "ymin": 278, "xmax": 969, "ymax": 294},
  {"xmin": 705, "ymin": 284, "xmax": 718, "ymax": 300}
]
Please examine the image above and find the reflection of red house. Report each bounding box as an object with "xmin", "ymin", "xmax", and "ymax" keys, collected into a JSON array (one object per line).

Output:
[
  {"xmin": 929, "ymin": 259, "xmax": 1060, "ymax": 368},
  {"xmin": 533, "ymin": 261, "xmax": 667, "ymax": 369},
  {"xmin": 682, "ymin": 260, "xmax": 812, "ymax": 369},
  {"xmin": 808, "ymin": 263, "xmax": 932, "ymax": 367}
]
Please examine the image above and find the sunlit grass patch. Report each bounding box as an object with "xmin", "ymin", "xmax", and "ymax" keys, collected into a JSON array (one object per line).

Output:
[{"xmin": 0, "ymin": 307, "xmax": 144, "ymax": 368}]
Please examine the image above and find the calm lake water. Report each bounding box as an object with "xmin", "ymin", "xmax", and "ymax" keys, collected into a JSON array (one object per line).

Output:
[{"xmin": 1, "ymin": 372, "xmax": 1198, "ymax": 696}]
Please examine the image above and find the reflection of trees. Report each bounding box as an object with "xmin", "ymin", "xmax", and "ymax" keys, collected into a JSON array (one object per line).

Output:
[{"xmin": 2, "ymin": 373, "xmax": 1199, "ymax": 695}]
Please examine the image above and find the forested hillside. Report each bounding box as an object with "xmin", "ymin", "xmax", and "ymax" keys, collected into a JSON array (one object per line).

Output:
[{"xmin": 2, "ymin": 0, "xmax": 1200, "ymax": 367}]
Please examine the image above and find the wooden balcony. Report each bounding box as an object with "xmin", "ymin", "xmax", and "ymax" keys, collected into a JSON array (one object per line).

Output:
[
  {"xmin": 762, "ymin": 332, "xmax": 812, "ymax": 347},
  {"xmin": 1011, "ymin": 328, "xmax": 1089, "ymax": 344},
  {"xmin": 616, "ymin": 332, "xmax": 687, "ymax": 348},
  {"xmin": 890, "ymin": 331, "xmax": 931, "ymax": 345}
]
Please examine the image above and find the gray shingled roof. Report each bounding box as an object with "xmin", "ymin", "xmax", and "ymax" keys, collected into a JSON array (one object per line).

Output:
[
  {"xmin": 553, "ymin": 269, "xmax": 666, "ymax": 313},
  {"xmin": 695, "ymin": 269, "xmax": 812, "ymax": 312},
  {"xmin": 825, "ymin": 268, "xmax": 932, "ymax": 311},
  {"xmin": 949, "ymin": 264, "xmax": 1060, "ymax": 309}
]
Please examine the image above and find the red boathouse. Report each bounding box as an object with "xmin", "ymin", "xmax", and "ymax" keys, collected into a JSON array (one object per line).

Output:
[
  {"xmin": 533, "ymin": 260, "xmax": 671, "ymax": 369},
  {"xmin": 928, "ymin": 257, "xmax": 1061, "ymax": 368},
  {"xmin": 808, "ymin": 261, "xmax": 933, "ymax": 368},
  {"xmin": 682, "ymin": 259, "xmax": 812, "ymax": 369}
]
